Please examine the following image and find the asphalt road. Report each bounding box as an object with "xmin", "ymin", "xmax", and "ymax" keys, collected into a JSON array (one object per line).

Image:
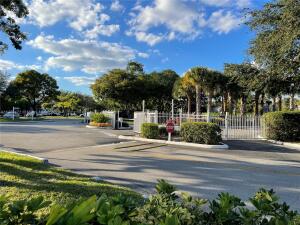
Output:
[
  {"xmin": 0, "ymin": 120, "xmax": 121, "ymax": 153},
  {"xmin": 1, "ymin": 120, "xmax": 300, "ymax": 210}
]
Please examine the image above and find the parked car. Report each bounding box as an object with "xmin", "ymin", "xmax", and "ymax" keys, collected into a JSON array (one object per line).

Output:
[
  {"xmin": 50, "ymin": 111, "xmax": 61, "ymax": 116},
  {"xmin": 26, "ymin": 111, "xmax": 36, "ymax": 117},
  {"xmin": 38, "ymin": 110, "xmax": 51, "ymax": 116},
  {"xmin": 3, "ymin": 111, "xmax": 20, "ymax": 119}
]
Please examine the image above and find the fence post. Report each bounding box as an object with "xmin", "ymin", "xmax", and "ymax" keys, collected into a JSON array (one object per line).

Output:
[
  {"xmin": 207, "ymin": 111, "xmax": 210, "ymax": 122},
  {"xmin": 171, "ymin": 99, "xmax": 174, "ymax": 120},
  {"xmin": 252, "ymin": 115, "xmax": 256, "ymax": 139},
  {"xmin": 225, "ymin": 112, "xmax": 229, "ymax": 140},
  {"xmin": 154, "ymin": 110, "xmax": 158, "ymax": 124},
  {"xmin": 179, "ymin": 108, "xmax": 182, "ymax": 126}
]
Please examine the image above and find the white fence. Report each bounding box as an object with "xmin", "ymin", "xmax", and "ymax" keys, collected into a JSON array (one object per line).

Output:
[{"xmin": 134, "ymin": 111, "xmax": 265, "ymax": 140}]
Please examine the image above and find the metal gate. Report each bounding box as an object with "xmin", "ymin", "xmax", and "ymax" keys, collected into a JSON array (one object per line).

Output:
[{"xmin": 133, "ymin": 111, "xmax": 265, "ymax": 140}]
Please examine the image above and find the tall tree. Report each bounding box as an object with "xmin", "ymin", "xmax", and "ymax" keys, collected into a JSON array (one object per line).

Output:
[
  {"xmin": 11, "ymin": 70, "xmax": 59, "ymax": 111},
  {"xmin": 148, "ymin": 69, "xmax": 179, "ymax": 112},
  {"xmin": 199, "ymin": 70, "xmax": 223, "ymax": 117},
  {"xmin": 0, "ymin": 0, "xmax": 28, "ymax": 53},
  {"xmin": 186, "ymin": 67, "xmax": 209, "ymax": 115},
  {"xmin": 246, "ymin": 0, "xmax": 300, "ymax": 97},
  {"xmin": 126, "ymin": 61, "xmax": 144, "ymax": 76},
  {"xmin": 0, "ymin": 70, "xmax": 9, "ymax": 94},
  {"xmin": 54, "ymin": 91, "xmax": 80, "ymax": 116},
  {"xmin": 172, "ymin": 74, "xmax": 195, "ymax": 114},
  {"xmin": 224, "ymin": 63, "xmax": 261, "ymax": 115},
  {"xmin": 91, "ymin": 68, "xmax": 145, "ymax": 111}
]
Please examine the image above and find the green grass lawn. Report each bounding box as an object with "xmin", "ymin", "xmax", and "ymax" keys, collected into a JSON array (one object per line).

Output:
[{"xmin": 0, "ymin": 151, "xmax": 141, "ymax": 210}]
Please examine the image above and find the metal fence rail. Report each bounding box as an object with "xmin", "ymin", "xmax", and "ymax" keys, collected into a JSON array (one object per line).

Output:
[{"xmin": 134, "ymin": 111, "xmax": 264, "ymax": 140}]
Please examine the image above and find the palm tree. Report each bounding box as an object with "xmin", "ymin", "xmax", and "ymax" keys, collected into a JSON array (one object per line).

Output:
[
  {"xmin": 172, "ymin": 75, "xmax": 195, "ymax": 114},
  {"xmin": 200, "ymin": 70, "xmax": 223, "ymax": 119},
  {"xmin": 187, "ymin": 67, "xmax": 210, "ymax": 115}
]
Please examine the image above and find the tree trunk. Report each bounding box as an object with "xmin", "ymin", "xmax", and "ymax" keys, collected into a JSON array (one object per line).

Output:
[
  {"xmin": 228, "ymin": 93, "xmax": 233, "ymax": 114},
  {"xmin": 260, "ymin": 93, "xmax": 265, "ymax": 115},
  {"xmin": 223, "ymin": 92, "xmax": 228, "ymax": 113},
  {"xmin": 187, "ymin": 95, "xmax": 191, "ymax": 115},
  {"xmin": 254, "ymin": 92, "xmax": 259, "ymax": 115},
  {"xmin": 32, "ymin": 99, "xmax": 37, "ymax": 116},
  {"xmin": 289, "ymin": 93, "xmax": 295, "ymax": 110},
  {"xmin": 195, "ymin": 84, "xmax": 200, "ymax": 115},
  {"xmin": 207, "ymin": 91, "xmax": 212, "ymax": 121},
  {"xmin": 277, "ymin": 95, "xmax": 282, "ymax": 111},
  {"xmin": 221, "ymin": 95, "xmax": 225, "ymax": 114},
  {"xmin": 272, "ymin": 97, "xmax": 276, "ymax": 111},
  {"xmin": 240, "ymin": 95, "xmax": 246, "ymax": 116}
]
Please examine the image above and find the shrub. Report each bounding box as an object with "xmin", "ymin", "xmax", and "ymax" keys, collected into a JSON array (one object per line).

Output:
[
  {"xmin": 90, "ymin": 113, "xmax": 110, "ymax": 123},
  {"xmin": 89, "ymin": 121, "xmax": 111, "ymax": 127},
  {"xmin": 141, "ymin": 123, "xmax": 159, "ymax": 139},
  {"xmin": 263, "ymin": 111, "xmax": 300, "ymax": 142},
  {"xmin": 1, "ymin": 181, "xmax": 299, "ymax": 225},
  {"xmin": 159, "ymin": 126, "xmax": 167, "ymax": 136},
  {"xmin": 180, "ymin": 122, "xmax": 222, "ymax": 144}
]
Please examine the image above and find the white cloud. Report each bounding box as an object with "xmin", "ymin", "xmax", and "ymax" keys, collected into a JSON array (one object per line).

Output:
[
  {"xmin": 137, "ymin": 52, "xmax": 149, "ymax": 58},
  {"xmin": 127, "ymin": 0, "xmax": 244, "ymax": 45},
  {"xmin": 85, "ymin": 24, "xmax": 120, "ymax": 39},
  {"xmin": 0, "ymin": 59, "xmax": 41, "ymax": 71},
  {"xmin": 200, "ymin": 0, "xmax": 251, "ymax": 8},
  {"xmin": 127, "ymin": 0, "xmax": 206, "ymax": 45},
  {"xmin": 127, "ymin": 31, "xmax": 164, "ymax": 46},
  {"xmin": 110, "ymin": 0, "xmax": 124, "ymax": 12},
  {"xmin": 28, "ymin": 34, "xmax": 148, "ymax": 74},
  {"xmin": 200, "ymin": 0, "xmax": 232, "ymax": 7},
  {"xmin": 26, "ymin": 0, "xmax": 119, "ymax": 38},
  {"xmin": 64, "ymin": 76, "xmax": 96, "ymax": 86},
  {"xmin": 207, "ymin": 10, "xmax": 241, "ymax": 34},
  {"xmin": 36, "ymin": 56, "xmax": 43, "ymax": 61}
]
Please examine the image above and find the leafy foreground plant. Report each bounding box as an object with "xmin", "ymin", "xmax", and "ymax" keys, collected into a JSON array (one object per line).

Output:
[{"xmin": 0, "ymin": 180, "xmax": 299, "ymax": 225}]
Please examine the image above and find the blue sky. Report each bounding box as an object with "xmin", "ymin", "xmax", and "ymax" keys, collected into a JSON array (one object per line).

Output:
[{"xmin": 0, "ymin": 0, "xmax": 266, "ymax": 94}]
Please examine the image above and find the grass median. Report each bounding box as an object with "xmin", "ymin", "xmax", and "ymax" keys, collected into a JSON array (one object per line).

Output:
[{"xmin": 0, "ymin": 151, "xmax": 141, "ymax": 210}]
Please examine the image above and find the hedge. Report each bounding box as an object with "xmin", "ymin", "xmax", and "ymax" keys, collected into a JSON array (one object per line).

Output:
[
  {"xmin": 141, "ymin": 123, "xmax": 159, "ymax": 139},
  {"xmin": 181, "ymin": 122, "xmax": 222, "ymax": 145},
  {"xmin": 91, "ymin": 113, "xmax": 110, "ymax": 123},
  {"xmin": 1, "ymin": 180, "xmax": 299, "ymax": 225},
  {"xmin": 263, "ymin": 111, "xmax": 300, "ymax": 142}
]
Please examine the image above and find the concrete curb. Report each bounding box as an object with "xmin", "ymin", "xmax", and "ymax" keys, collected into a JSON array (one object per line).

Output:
[
  {"xmin": 258, "ymin": 136, "xmax": 300, "ymax": 150},
  {"xmin": 86, "ymin": 125, "xmax": 112, "ymax": 129},
  {"xmin": 0, "ymin": 150, "xmax": 49, "ymax": 164},
  {"xmin": 118, "ymin": 135, "xmax": 228, "ymax": 149},
  {"xmin": 268, "ymin": 140, "xmax": 300, "ymax": 150}
]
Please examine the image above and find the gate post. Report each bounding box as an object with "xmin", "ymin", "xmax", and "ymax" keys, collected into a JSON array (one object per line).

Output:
[
  {"xmin": 154, "ymin": 110, "xmax": 158, "ymax": 123},
  {"xmin": 225, "ymin": 112, "xmax": 229, "ymax": 140},
  {"xmin": 179, "ymin": 108, "xmax": 182, "ymax": 126}
]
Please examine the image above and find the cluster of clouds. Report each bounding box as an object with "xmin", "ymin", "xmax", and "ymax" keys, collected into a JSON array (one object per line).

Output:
[
  {"xmin": 2, "ymin": 0, "xmax": 251, "ymax": 86},
  {"xmin": 26, "ymin": 0, "xmax": 121, "ymax": 39},
  {"xmin": 126, "ymin": 0, "xmax": 249, "ymax": 46},
  {"xmin": 27, "ymin": 34, "xmax": 148, "ymax": 74},
  {"xmin": 0, "ymin": 59, "xmax": 41, "ymax": 71}
]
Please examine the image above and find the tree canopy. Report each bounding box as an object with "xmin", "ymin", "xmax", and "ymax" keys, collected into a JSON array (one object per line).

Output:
[
  {"xmin": 0, "ymin": 0, "xmax": 28, "ymax": 53},
  {"xmin": 9, "ymin": 70, "xmax": 59, "ymax": 111},
  {"xmin": 91, "ymin": 62, "xmax": 179, "ymax": 112}
]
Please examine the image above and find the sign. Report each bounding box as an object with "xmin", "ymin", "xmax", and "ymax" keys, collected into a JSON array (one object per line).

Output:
[{"xmin": 166, "ymin": 120, "xmax": 175, "ymax": 133}]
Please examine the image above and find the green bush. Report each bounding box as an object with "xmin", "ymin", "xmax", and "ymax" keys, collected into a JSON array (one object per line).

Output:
[
  {"xmin": 91, "ymin": 113, "xmax": 110, "ymax": 123},
  {"xmin": 141, "ymin": 123, "xmax": 159, "ymax": 139},
  {"xmin": 263, "ymin": 111, "xmax": 300, "ymax": 142},
  {"xmin": 1, "ymin": 181, "xmax": 299, "ymax": 225},
  {"xmin": 180, "ymin": 122, "xmax": 222, "ymax": 144}
]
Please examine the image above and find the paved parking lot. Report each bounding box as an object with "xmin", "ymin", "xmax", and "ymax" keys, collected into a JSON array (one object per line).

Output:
[{"xmin": 1, "ymin": 120, "xmax": 300, "ymax": 210}]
